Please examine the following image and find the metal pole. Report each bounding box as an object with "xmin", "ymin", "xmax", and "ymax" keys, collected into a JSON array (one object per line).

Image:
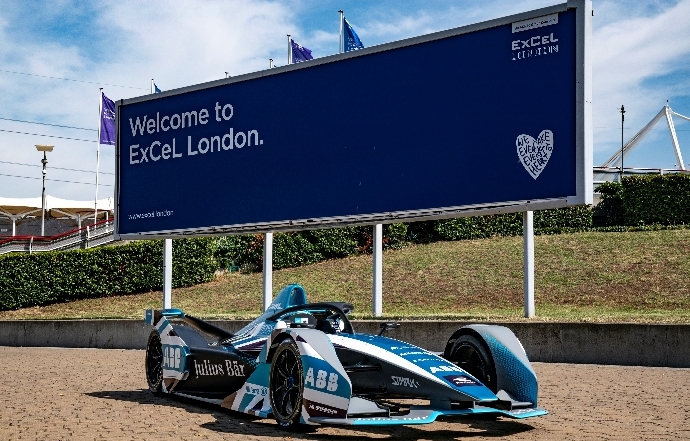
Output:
[
  {"xmin": 620, "ymin": 104, "xmax": 625, "ymax": 181},
  {"xmin": 151, "ymin": 79, "xmax": 154, "ymax": 94},
  {"xmin": 263, "ymin": 232, "xmax": 273, "ymax": 311},
  {"xmin": 269, "ymin": 59, "xmax": 274, "ymax": 69},
  {"xmin": 523, "ymin": 211, "xmax": 535, "ymax": 318},
  {"xmin": 339, "ymin": 10, "xmax": 344, "ymax": 53},
  {"xmin": 95, "ymin": 88, "xmax": 103, "ymax": 224},
  {"xmin": 287, "ymin": 35, "xmax": 291, "ymax": 64},
  {"xmin": 41, "ymin": 151, "xmax": 47, "ymax": 236},
  {"xmin": 372, "ymin": 224, "xmax": 383, "ymax": 317},
  {"xmin": 163, "ymin": 238, "xmax": 172, "ymax": 309},
  {"xmin": 12, "ymin": 218, "xmax": 16, "ymax": 236}
]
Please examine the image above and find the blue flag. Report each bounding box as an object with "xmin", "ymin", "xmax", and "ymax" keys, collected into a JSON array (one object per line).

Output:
[
  {"xmin": 291, "ymin": 39, "xmax": 313, "ymax": 63},
  {"xmin": 99, "ymin": 92, "xmax": 116, "ymax": 146},
  {"xmin": 344, "ymin": 18, "xmax": 364, "ymax": 51},
  {"xmin": 154, "ymin": 83, "xmax": 162, "ymax": 93}
]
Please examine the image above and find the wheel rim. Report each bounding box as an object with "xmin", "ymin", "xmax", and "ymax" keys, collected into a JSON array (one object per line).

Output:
[
  {"xmin": 455, "ymin": 342, "xmax": 492, "ymax": 386},
  {"xmin": 146, "ymin": 335, "xmax": 163, "ymax": 388},
  {"xmin": 271, "ymin": 346, "xmax": 301, "ymax": 419}
]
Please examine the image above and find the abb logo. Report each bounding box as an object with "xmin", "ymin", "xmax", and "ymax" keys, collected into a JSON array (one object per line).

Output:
[
  {"xmin": 163, "ymin": 346, "xmax": 181, "ymax": 369},
  {"xmin": 305, "ymin": 367, "xmax": 338, "ymax": 392}
]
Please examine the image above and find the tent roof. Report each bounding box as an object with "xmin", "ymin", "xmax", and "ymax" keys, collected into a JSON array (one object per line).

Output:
[
  {"xmin": 0, "ymin": 197, "xmax": 43, "ymax": 217},
  {"xmin": 0, "ymin": 196, "xmax": 113, "ymax": 219}
]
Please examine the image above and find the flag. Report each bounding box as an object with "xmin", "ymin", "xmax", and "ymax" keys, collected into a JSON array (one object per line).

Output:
[
  {"xmin": 343, "ymin": 18, "xmax": 364, "ymax": 51},
  {"xmin": 291, "ymin": 39, "xmax": 313, "ymax": 63},
  {"xmin": 99, "ymin": 92, "xmax": 116, "ymax": 146},
  {"xmin": 154, "ymin": 83, "xmax": 162, "ymax": 93}
]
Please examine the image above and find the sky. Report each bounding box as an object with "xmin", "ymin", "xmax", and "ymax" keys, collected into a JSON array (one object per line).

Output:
[{"xmin": 1, "ymin": 0, "xmax": 689, "ymax": 201}]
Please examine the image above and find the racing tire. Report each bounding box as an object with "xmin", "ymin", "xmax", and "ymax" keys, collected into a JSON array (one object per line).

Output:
[
  {"xmin": 145, "ymin": 330, "xmax": 164, "ymax": 395},
  {"xmin": 269, "ymin": 338, "xmax": 304, "ymax": 429},
  {"xmin": 448, "ymin": 334, "xmax": 497, "ymax": 393}
]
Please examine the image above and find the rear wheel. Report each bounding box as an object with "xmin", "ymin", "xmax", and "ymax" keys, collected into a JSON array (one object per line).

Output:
[
  {"xmin": 270, "ymin": 338, "xmax": 304, "ymax": 428},
  {"xmin": 145, "ymin": 331, "xmax": 163, "ymax": 395},
  {"xmin": 448, "ymin": 334, "xmax": 497, "ymax": 392}
]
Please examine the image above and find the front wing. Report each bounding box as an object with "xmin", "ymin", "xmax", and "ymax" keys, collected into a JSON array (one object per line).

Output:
[{"xmin": 220, "ymin": 327, "xmax": 547, "ymax": 426}]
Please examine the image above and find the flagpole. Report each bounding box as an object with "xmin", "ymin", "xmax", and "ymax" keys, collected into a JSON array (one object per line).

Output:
[
  {"xmin": 287, "ymin": 34, "xmax": 291, "ymax": 64},
  {"xmin": 339, "ymin": 10, "xmax": 344, "ymax": 53},
  {"xmin": 94, "ymin": 88, "xmax": 103, "ymax": 224}
]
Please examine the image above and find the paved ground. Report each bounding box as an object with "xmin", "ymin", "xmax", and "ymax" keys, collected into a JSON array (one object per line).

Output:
[{"xmin": 1, "ymin": 347, "xmax": 688, "ymax": 440}]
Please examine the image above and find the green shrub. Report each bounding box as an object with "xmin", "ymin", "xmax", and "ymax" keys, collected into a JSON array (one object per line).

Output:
[
  {"xmin": 432, "ymin": 207, "xmax": 593, "ymax": 241},
  {"xmin": 0, "ymin": 238, "xmax": 217, "ymax": 311},
  {"xmin": 594, "ymin": 181, "xmax": 623, "ymax": 226},
  {"xmin": 622, "ymin": 174, "xmax": 690, "ymax": 225}
]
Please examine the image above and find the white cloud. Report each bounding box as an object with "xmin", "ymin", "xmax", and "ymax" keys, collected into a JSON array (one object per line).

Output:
[
  {"xmin": 0, "ymin": 0, "xmax": 295, "ymax": 199},
  {"xmin": 592, "ymin": 0, "xmax": 690, "ymax": 165},
  {"xmin": 2, "ymin": 0, "xmax": 690, "ymax": 201}
]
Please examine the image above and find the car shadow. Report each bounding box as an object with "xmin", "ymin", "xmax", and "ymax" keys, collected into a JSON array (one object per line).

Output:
[{"xmin": 86, "ymin": 390, "xmax": 535, "ymax": 440}]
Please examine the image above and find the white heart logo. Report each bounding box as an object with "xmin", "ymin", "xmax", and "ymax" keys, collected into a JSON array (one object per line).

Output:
[{"xmin": 516, "ymin": 130, "xmax": 553, "ymax": 180}]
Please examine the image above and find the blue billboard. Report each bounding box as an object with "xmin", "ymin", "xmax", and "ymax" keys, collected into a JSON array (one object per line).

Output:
[{"xmin": 116, "ymin": 1, "xmax": 591, "ymax": 238}]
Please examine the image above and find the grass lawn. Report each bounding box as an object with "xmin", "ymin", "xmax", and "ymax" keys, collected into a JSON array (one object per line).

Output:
[{"xmin": 1, "ymin": 229, "xmax": 689, "ymax": 322}]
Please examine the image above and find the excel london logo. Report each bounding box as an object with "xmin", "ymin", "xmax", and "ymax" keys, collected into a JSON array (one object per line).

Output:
[{"xmin": 510, "ymin": 13, "xmax": 559, "ymax": 61}]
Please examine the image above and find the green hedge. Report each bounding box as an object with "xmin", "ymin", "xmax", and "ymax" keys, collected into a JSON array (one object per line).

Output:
[
  {"xmin": 594, "ymin": 174, "xmax": 690, "ymax": 226},
  {"xmin": 623, "ymin": 174, "xmax": 690, "ymax": 225},
  {"xmin": 0, "ymin": 238, "xmax": 217, "ymax": 311},
  {"xmin": 4, "ymin": 175, "xmax": 687, "ymax": 310},
  {"xmin": 215, "ymin": 208, "xmax": 592, "ymax": 272},
  {"xmin": 420, "ymin": 206, "xmax": 593, "ymax": 241}
]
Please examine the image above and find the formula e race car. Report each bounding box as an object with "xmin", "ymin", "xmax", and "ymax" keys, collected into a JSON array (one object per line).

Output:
[{"xmin": 144, "ymin": 284, "xmax": 547, "ymax": 428}]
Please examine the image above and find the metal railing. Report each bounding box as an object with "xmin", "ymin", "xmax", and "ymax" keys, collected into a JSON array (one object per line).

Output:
[
  {"xmin": 593, "ymin": 166, "xmax": 690, "ymax": 192},
  {"xmin": 0, "ymin": 218, "xmax": 115, "ymax": 255}
]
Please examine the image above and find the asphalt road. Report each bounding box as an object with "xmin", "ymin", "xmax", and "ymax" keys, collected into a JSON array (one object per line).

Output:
[{"xmin": 1, "ymin": 347, "xmax": 688, "ymax": 440}]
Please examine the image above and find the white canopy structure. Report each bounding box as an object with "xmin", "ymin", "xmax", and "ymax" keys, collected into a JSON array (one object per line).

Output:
[
  {"xmin": 0, "ymin": 196, "xmax": 114, "ymax": 236},
  {"xmin": 600, "ymin": 103, "xmax": 689, "ymax": 170}
]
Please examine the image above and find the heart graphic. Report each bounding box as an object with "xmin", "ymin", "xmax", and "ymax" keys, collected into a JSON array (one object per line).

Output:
[{"xmin": 516, "ymin": 130, "xmax": 553, "ymax": 180}]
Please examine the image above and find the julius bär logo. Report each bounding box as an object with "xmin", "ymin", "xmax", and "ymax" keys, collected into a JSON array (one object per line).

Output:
[
  {"xmin": 516, "ymin": 130, "xmax": 553, "ymax": 179},
  {"xmin": 194, "ymin": 359, "xmax": 246, "ymax": 379}
]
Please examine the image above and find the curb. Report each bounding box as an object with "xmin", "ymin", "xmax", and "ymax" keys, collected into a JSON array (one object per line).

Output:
[{"xmin": 1, "ymin": 319, "xmax": 688, "ymax": 368}]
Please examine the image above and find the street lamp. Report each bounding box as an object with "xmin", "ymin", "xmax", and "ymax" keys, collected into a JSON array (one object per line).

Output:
[
  {"xmin": 35, "ymin": 144, "xmax": 54, "ymax": 236},
  {"xmin": 619, "ymin": 105, "xmax": 625, "ymax": 182}
]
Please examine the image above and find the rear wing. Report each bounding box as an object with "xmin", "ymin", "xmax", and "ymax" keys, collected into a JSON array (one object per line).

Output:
[{"xmin": 145, "ymin": 309, "xmax": 234, "ymax": 341}]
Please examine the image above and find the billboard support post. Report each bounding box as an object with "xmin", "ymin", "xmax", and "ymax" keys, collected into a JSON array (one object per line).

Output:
[
  {"xmin": 523, "ymin": 211, "xmax": 535, "ymax": 318},
  {"xmin": 372, "ymin": 224, "xmax": 382, "ymax": 317},
  {"xmin": 163, "ymin": 238, "xmax": 172, "ymax": 309},
  {"xmin": 263, "ymin": 232, "xmax": 273, "ymax": 311}
]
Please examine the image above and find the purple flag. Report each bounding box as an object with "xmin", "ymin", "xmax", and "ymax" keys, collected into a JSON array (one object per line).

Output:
[
  {"xmin": 291, "ymin": 39, "xmax": 313, "ymax": 63},
  {"xmin": 100, "ymin": 92, "xmax": 116, "ymax": 145}
]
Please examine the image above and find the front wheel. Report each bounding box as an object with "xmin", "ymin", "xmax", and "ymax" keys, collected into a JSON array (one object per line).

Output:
[
  {"xmin": 145, "ymin": 331, "xmax": 163, "ymax": 395},
  {"xmin": 448, "ymin": 334, "xmax": 497, "ymax": 392},
  {"xmin": 269, "ymin": 338, "xmax": 304, "ymax": 428}
]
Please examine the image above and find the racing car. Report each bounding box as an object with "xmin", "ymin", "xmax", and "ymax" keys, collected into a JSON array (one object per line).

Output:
[{"xmin": 144, "ymin": 284, "xmax": 547, "ymax": 428}]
